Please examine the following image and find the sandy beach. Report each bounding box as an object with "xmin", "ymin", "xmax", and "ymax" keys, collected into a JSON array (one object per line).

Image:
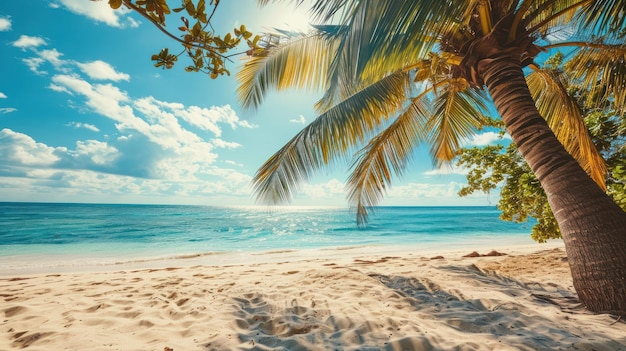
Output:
[{"xmin": 2, "ymin": 242, "xmax": 626, "ymax": 351}]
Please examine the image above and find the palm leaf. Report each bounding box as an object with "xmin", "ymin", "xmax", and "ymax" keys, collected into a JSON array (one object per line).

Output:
[
  {"xmin": 576, "ymin": 0, "xmax": 626, "ymax": 33},
  {"xmin": 286, "ymin": 1, "xmax": 472, "ymax": 115},
  {"xmin": 253, "ymin": 70, "xmax": 412, "ymax": 205},
  {"xmin": 427, "ymin": 80, "xmax": 488, "ymax": 165},
  {"xmin": 523, "ymin": 0, "xmax": 584, "ymax": 36},
  {"xmin": 322, "ymin": 0, "xmax": 469, "ymax": 89},
  {"xmin": 236, "ymin": 31, "xmax": 338, "ymax": 111},
  {"xmin": 526, "ymin": 68, "xmax": 607, "ymax": 188},
  {"xmin": 564, "ymin": 46, "xmax": 626, "ymax": 115},
  {"xmin": 313, "ymin": 25, "xmax": 359, "ymax": 114},
  {"xmin": 346, "ymin": 96, "xmax": 431, "ymax": 224}
]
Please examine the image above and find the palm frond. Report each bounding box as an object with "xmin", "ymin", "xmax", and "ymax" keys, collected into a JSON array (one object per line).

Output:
[
  {"xmin": 577, "ymin": 0, "xmax": 626, "ymax": 33},
  {"xmin": 526, "ymin": 68, "xmax": 607, "ymax": 188},
  {"xmin": 564, "ymin": 46, "xmax": 626, "ymax": 115},
  {"xmin": 314, "ymin": 0, "xmax": 472, "ymax": 115},
  {"xmin": 427, "ymin": 80, "xmax": 488, "ymax": 165},
  {"xmin": 523, "ymin": 0, "xmax": 584, "ymax": 37},
  {"xmin": 253, "ymin": 70, "xmax": 412, "ymax": 205},
  {"xmin": 346, "ymin": 96, "xmax": 431, "ymax": 224},
  {"xmin": 313, "ymin": 26, "xmax": 358, "ymax": 114},
  {"xmin": 236, "ymin": 31, "xmax": 338, "ymax": 111},
  {"xmin": 338, "ymin": 0, "xmax": 468, "ymax": 85}
]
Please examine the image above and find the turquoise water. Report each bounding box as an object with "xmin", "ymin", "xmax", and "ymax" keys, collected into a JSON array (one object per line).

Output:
[{"xmin": 0, "ymin": 203, "xmax": 539, "ymax": 272}]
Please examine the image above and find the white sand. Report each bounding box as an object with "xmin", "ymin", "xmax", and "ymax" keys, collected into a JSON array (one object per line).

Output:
[{"xmin": 2, "ymin": 242, "xmax": 626, "ymax": 350}]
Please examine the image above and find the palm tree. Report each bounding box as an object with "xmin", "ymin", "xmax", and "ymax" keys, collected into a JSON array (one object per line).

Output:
[{"xmin": 238, "ymin": 0, "xmax": 626, "ymax": 315}]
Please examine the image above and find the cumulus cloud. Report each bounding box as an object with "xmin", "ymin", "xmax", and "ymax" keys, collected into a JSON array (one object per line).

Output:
[
  {"xmin": 0, "ymin": 92, "xmax": 7, "ymax": 99},
  {"xmin": 77, "ymin": 60, "xmax": 130, "ymax": 81},
  {"xmin": 301, "ymin": 179, "xmax": 345, "ymax": 199},
  {"xmin": 212, "ymin": 139, "xmax": 241, "ymax": 149},
  {"xmin": 384, "ymin": 181, "xmax": 494, "ymax": 206},
  {"xmin": 48, "ymin": 69, "xmax": 255, "ymax": 183},
  {"xmin": 12, "ymin": 35, "xmax": 47, "ymax": 49},
  {"xmin": 134, "ymin": 98, "xmax": 257, "ymax": 138},
  {"xmin": 289, "ymin": 114, "xmax": 307, "ymax": 124},
  {"xmin": 0, "ymin": 17, "xmax": 11, "ymax": 31},
  {"xmin": 39, "ymin": 49, "xmax": 66, "ymax": 70},
  {"xmin": 0, "ymin": 108, "xmax": 17, "ymax": 114},
  {"xmin": 293, "ymin": 179, "xmax": 480, "ymax": 207},
  {"xmin": 23, "ymin": 57, "xmax": 47, "ymax": 74},
  {"xmin": 0, "ymin": 129, "xmax": 61, "ymax": 166},
  {"xmin": 72, "ymin": 140, "xmax": 119, "ymax": 166},
  {"xmin": 22, "ymin": 48, "xmax": 69, "ymax": 75},
  {"xmin": 48, "ymin": 83, "xmax": 73, "ymax": 94},
  {"xmin": 66, "ymin": 122, "xmax": 100, "ymax": 132},
  {"xmin": 52, "ymin": 74, "xmax": 134, "ymax": 122},
  {"xmin": 465, "ymin": 131, "xmax": 511, "ymax": 146},
  {"xmin": 56, "ymin": 0, "xmax": 134, "ymax": 28},
  {"xmin": 3, "ymin": 44, "xmax": 256, "ymax": 203},
  {"xmin": 424, "ymin": 165, "xmax": 469, "ymax": 176},
  {"xmin": 135, "ymin": 97, "xmax": 256, "ymax": 137}
]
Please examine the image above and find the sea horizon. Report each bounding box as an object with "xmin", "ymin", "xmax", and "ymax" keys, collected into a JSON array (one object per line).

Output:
[{"xmin": 0, "ymin": 202, "xmax": 553, "ymax": 274}]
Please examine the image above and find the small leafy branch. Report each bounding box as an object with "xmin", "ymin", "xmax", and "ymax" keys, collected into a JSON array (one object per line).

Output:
[{"xmin": 103, "ymin": 0, "xmax": 263, "ymax": 78}]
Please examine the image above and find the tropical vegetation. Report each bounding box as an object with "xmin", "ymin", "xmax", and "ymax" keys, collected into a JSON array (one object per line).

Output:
[
  {"xmin": 458, "ymin": 53, "xmax": 626, "ymax": 243},
  {"xmin": 103, "ymin": 0, "xmax": 262, "ymax": 78}
]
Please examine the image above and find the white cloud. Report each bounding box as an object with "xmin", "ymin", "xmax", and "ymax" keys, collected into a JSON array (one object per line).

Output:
[
  {"xmin": 2, "ymin": 46, "xmax": 260, "ymax": 204},
  {"xmin": 57, "ymin": 0, "xmax": 127, "ymax": 28},
  {"xmin": 424, "ymin": 164, "xmax": 469, "ymax": 176},
  {"xmin": 66, "ymin": 122, "xmax": 100, "ymax": 132},
  {"xmin": 126, "ymin": 17, "xmax": 140, "ymax": 28},
  {"xmin": 0, "ymin": 108, "xmax": 17, "ymax": 114},
  {"xmin": 48, "ymin": 83, "xmax": 73, "ymax": 94},
  {"xmin": 77, "ymin": 60, "xmax": 130, "ymax": 81},
  {"xmin": 38, "ymin": 49, "xmax": 66, "ymax": 69},
  {"xmin": 225, "ymin": 160, "xmax": 243, "ymax": 167},
  {"xmin": 300, "ymin": 179, "xmax": 345, "ymax": 199},
  {"xmin": 212, "ymin": 138, "xmax": 241, "ymax": 149},
  {"xmin": 237, "ymin": 119, "xmax": 258, "ymax": 129},
  {"xmin": 290, "ymin": 114, "xmax": 307, "ymax": 124},
  {"xmin": 72, "ymin": 140, "xmax": 119, "ymax": 166},
  {"xmin": 52, "ymin": 74, "xmax": 135, "ymax": 124},
  {"xmin": 135, "ymin": 98, "xmax": 257, "ymax": 137},
  {"xmin": 23, "ymin": 48, "xmax": 70, "ymax": 75},
  {"xmin": 0, "ymin": 92, "xmax": 7, "ymax": 99},
  {"xmin": 0, "ymin": 129, "xmax": 61, "ymax": 166},
  {"xmin": 23, "ymin": 57, "xmax": 46, "ymax": 74},
  {"xmin": 48, "ymin": 73, "xmax": 252, "ymax": 182},
  {"xmin": 465, "ymin": 131, "xmax": 511, "ymax": 146},
  {"xmin": 380, "ymin": 181, "xmax": 494, "ymax": 206},
  {"xmin": 0, "ymin": 17, "xmax": 11, "ymax": 31},
  {"xmin": 12, "ymin": 35, "xmax": 47, "ymax": 49}
]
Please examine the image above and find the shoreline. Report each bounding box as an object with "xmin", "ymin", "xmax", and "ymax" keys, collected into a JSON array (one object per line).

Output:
[{"xmin": 0, "ymin": 239, "xmax": 563, "ymax": 276}]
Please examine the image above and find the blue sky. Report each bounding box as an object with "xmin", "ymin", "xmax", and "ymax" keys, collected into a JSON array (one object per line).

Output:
[{"xmin": 0, "ymin": 1, "xmax": 506, "ymax": 207}]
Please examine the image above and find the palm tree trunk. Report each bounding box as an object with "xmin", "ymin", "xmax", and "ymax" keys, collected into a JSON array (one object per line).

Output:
[{"xmin": 480, "ymin": 54, "xmax": 626, "ymax": 316}]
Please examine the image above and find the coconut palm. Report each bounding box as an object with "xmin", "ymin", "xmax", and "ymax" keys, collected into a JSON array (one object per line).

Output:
[{"xmin": 238, "ymin": 0, "xmax": 626, "ymax": 315}]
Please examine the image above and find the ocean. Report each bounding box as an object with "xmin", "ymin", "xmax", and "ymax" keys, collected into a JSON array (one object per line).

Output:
[{"xmin": 0, "ymin": 202, "xmax": 542, "ymax": 274}]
